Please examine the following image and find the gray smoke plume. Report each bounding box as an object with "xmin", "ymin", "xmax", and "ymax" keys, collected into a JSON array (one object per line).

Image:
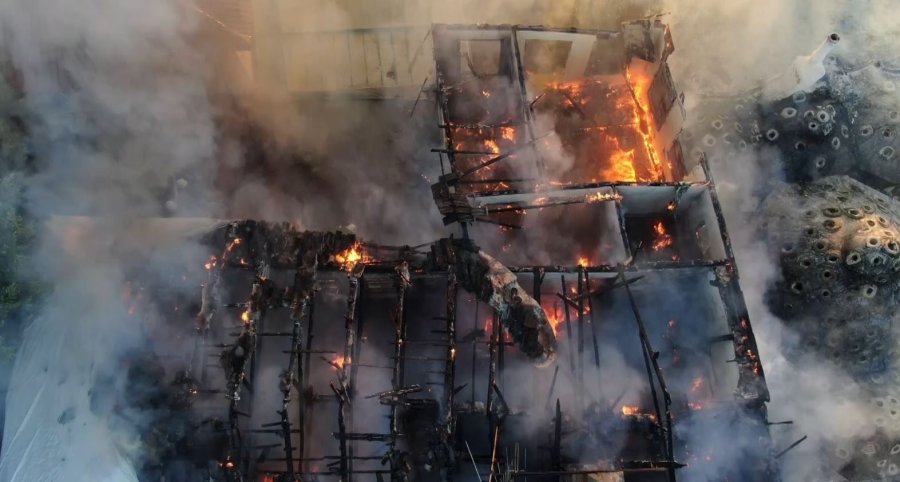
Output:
[{"xmin": 1, "ymin": 0, "xmax": 898, "ymax": 480}]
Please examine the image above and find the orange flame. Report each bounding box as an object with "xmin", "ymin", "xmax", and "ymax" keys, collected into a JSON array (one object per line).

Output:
[
  {"xmin": 204, "ymin": 255, "xmax": 217, "ymax": 270},
  {"xmin": 604, "ymin": 136, "xmax": 638, "ymax": 182},
  {"xmin": 624, "ymin": 69, "xmax": 663, "ymax": 179},
  {"xmin": 621, "ymin": 405, "xmax": 640, "ymax": 416},
  {"xmin": 240, "ymin": 309, "xmax": 251, "ymax": 324},
  {"xmin": 586, "ymin": 191, "xmax": 620, "ymax": 203},
  {"xmin": 651, "ymin": 221, "xmax": 673, "ymax": 251},
  {"xmin": 577, "ymin": 256, "xmax": 590, "ymax": 267},
  {"xmin": 331, "ymin": 354, "xmax": 349, "ymax": 369},
  {"xmin": 335, "ymin": 242, "xmax": 369, "ymax": 271}
]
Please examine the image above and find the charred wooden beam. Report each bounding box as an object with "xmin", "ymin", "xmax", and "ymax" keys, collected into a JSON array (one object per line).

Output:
[
  {"xmin": 544, "ymin": 365, "xmax": 560, "ymax": 410},
  {"xmin": 619, "ymin": 265, "xmax": 676, "ymax": 482},
  {"xmin": 560, "ymin": 275, "xmax": 575, "ymax": 373},
  {"xmin": 551, "ymin": 399, "xmax": 562, "ymax": 471},
  {"xmin": 457, "ymin": 134, "xmax": 550, "ymax": 179},
  {"xmin": 576, "ymin": 267, "xmax": 586, "ymax": 400},
  {"xmin": 430, "ymin": 238, "xmax": 556, "ymax": 366},
  {"xmin": 587, "ymin": 293, "xmax": 600, "ymax": 368},
  {"xmin": 389, "ymin": 261, "xmax": 411, "ymax": 481},
  {"xmin": 331, "ymin": 383, "xmax": 350, "ymax": 482},
  {"xmin": 443, "ymin": 270, "xmax": 459, "ymax": 468}
]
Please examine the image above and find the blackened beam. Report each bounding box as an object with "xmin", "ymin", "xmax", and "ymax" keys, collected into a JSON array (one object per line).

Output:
[
  {"xmin": 333, "ymin": 433, "xmax": 400, "ymax": 441},
  {"xmin": 343, "ymin": 266, "xmax": 364, "ymax": 481},
  {"xmin": 573, "ymin": 275, "xmax": 646, "ymax": 301},
  {"xmin": 498, "ymin": 310, "xmax": 505, "ymax": 388},
  {"xmin": 505, "ymin": 259, "xmax": 727, "ymax": 273},
  {"xmin": 487, "ymin": 312, "xmax": 499, "ymax": 431},
  {"xmin": 483, "ymin": 198, "xmax": 593, "ymax": 215},
  {"xmin": 487, "ymin": 425, "xmax": 501, "ymax": 482},
  {"xmin": 588, "ymin": 294, "xmax": 600, "ymax": 367},
  {"xmin": 551, "ymin": 399, "xmax": 562, "ymax": 470},
  {"xmin": 389, "ymin": 261, "xmax": 410, "ymax": 479},
  {"xmin": 471, "ymin": 301, "xmax": 479, "ymax": 406},
  {"xmin": 775, "ymin": 436, "xmax": 808, "ymax": 459},
  {"xmin": 544, "ymin": 365, "xmax": 559, "ymax": 410},
  {"xmin": 510, "ymin": 27, "xmax": 547, "ymax": 181},
  {"xmin": 408, "ymin": 76, "xmax": 428, "ymax": 118},
  {"xmin": 619, "ymin": 266, "xmax": 676, "ymax": 482},
  {"xmin": 351, "ymin": 272, "xmax": 366, "ymax": 390},
  {"xmin": 280, "ymin": 303, "xmax": 304, "ymax": 480},
  {"xmin": 438, "ymin": 121, "xmax": 525, "ymax": 129},
  {"xmin": 443, "ymin": 271, "xmax": 459, "ymax": 454},
  {"xmin": 460, "ymin": 178, "xmax": 537, "ymax": 184},
  {"xmin": 698, "ymin": 154, "xmax": 737, "ymax": 264},
  {"xmin": 299, "ymin": 297, "xmax": 316, "ymax": 472},
  {"xmin": 577, "ymin": 267, "xmax": 586, "ymax": 401},
  {"xmin": 458, "ymin": 133, "xmax": 550, "ymax": 179},
  {"xmin": 560, "ymin": 275, "xmax": 575, "ymax": 373},
  {"xmin": 508, "ymin": 462, "xmax": 685, "ymax": 477},
  {"xmin": 331, "ymin": 383, "xmax": 350, "ymax": 482},
  {"xmin": 431, "ymin": 148, "xmax": 503, "ymax": 155}
]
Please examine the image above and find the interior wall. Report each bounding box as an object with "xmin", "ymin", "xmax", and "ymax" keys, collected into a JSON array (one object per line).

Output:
[{"xmin": 246, "ymin": 0, "xmax": 642, "ymax": 94}]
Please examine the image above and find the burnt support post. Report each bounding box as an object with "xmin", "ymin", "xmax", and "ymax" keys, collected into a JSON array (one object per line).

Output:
[
  {"xmin": 560, "ymin": 275, "xmax": 575, "ymax": 373},
  {"xmin": 551, "ymin": 399, "xmax": 562, "ymax": 471},
  {"xmin": 587, "ymin": 293, "xmax": 601, "ymax": 368},
  {"xmin": 331, "ymin": 383, "xmax": 350, "ymax": 482},
  {"xmin": 471, "ymin": 300, "xmax": 479, "ymax": 407},
  {"xmin": 619, "ymin": 266, "xmax": 676, "ymax": 482},
  {"xmin": 281, "ymin": 299, "xmax": 306, "ymax": 481},
  {"xmin": 487, "ymin": 312, "xmax": 499, "ymax": 425},
  {"xmin": 342, "ymin": 265, "xmax": 364, "ymax": 481},
  {"xmin": 443, "ymin": 271, "xmax": 459, "ymax": 476},
  {"xmin": 298, "ymin": 297, "xmax": 314, "ymax": 473},
  {"xmin": 576, "ymin": 266, "xmax": 587, "ymax": 410},
  {"xmin": 390, "ymin": 261, "xmax": 411, "ymax": 482}
]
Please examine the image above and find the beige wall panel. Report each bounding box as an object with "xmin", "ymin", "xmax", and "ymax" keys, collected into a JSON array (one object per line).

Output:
[
  {"xmin": 348, "ymin": 32, "xmax": 368, "ymax": 88},
  {"xmin": 362, "ymin": 32, "xmax": 384, "ymax": 87},
  {"xmin": 377, "ymin": 31, "xmax": 398, "ymax": 88}
]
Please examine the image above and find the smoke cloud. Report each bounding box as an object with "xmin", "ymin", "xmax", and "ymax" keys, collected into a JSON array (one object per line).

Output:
[{"xmin": 0, "ymin": 0, "xmax": 898, "ymax": 480}]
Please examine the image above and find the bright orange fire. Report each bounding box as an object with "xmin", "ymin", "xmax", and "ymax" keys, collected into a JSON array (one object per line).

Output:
[
  {"xmin": 240, "ymin": 309, "xmax": 251, "ymax": 324},
  {"xmin": 577, "ymin": 256, "xmax": 590, "ymax": 267},
  {"xmin": 651, "ymin": 221, "xmax": 673, "ymax": 251},
  {"xmin": 203, "ymin": 255, "xmax": 217, "ymax": 270},
  {"xmin": 335, "ymin": 242, "xmax": 369, "ymax": 271},
  {"xmin": 542, "ymin": 303, "xmax": 564, "ymax": 335},
  {"xmin": 624, "ymin": 69, "xmax": 663, "ymax": 179},
  {"xmin": 586, "ymin": 191, "xmax": 620, "ymax": 203},
  {"xmin": 331, "ymin": 354, "xmax": 349, "ymax": 369},
  {"xmin": 621, "ymin": 405, "xmax": 640, "ymax": 416},
  {"xmin": 603, "ymin": 135, "xmax": 638, "ymax": 182}
]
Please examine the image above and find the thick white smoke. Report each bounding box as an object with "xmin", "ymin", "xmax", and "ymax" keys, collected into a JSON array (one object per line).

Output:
[{"xmin": 0, "ymin": 0, "xmax": 220, "ymax": 480}]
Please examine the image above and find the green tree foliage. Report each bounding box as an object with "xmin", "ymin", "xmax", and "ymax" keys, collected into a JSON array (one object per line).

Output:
[{"xmin": 0, "ymin": 77, "xmax": 40, "ymax": 358}]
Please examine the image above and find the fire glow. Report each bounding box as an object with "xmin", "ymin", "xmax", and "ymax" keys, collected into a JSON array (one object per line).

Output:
[
  {"xmin": 651, "ymin": 221, "xmax": 673, "ymax": 251},
  {"xmin": 335, "ymin": 242, "xmax": 369, "ymax": 271}
]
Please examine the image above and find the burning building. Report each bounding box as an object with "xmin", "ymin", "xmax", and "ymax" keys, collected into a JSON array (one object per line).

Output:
[{"xmin": 100, "ymin": 20, "xmax": 778, "ymax": 482}]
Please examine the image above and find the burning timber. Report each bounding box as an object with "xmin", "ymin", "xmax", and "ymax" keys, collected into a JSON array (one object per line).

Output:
[{"xmin": 108, "ymin": 20, "xmax": 777, "ymax": 482}]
